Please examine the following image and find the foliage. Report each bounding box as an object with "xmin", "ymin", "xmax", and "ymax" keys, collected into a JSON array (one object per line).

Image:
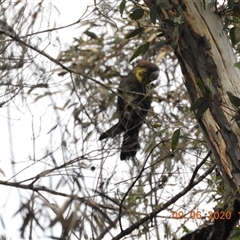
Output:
[{"xmin": 0, "ymin": 0, "xmax": 234, "ymax": 239}]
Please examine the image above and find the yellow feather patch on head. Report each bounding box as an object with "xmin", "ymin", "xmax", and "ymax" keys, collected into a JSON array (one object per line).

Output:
[
  {"xmin": 133, "ymin": 61, "xmax": 159, "ymax": 84},
  {"xmin": 133, "ymin": 67, "xmax": 147, "ymax": 82}
]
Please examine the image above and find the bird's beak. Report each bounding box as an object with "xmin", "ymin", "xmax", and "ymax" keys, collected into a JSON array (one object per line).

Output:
[{"xmin": 149, "ymin": 71, "xmax": 159, "ymax": 80}]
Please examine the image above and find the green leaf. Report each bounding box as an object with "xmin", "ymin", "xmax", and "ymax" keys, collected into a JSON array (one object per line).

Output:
[
  {"xmin": 229, "ymin": 228, "xmax": 240, "ymax": 240},
  {"xmin": 227, "ymin": 91, "xmax": 240, "ymax": 107},
  {"xmin": 157, "ymin": 0, "xmax": 169, "ymax": 9},
  {"xmin": 228, "ymin": 0, "xmax": 235, "ymax": 8},
  {"xmin": 125, "ymin": 27, "xmax": 144, "ymax": 39},
  {"xmin": 157, "ymin": 32, "xmax": 165, "ymax": 38},
  {"xmin": 171, "ymin": 40, "xmax": 178, "ymax": 49},
  {"xmin": 153, "ymin": 128, "xmax": 166, "ymax": 137},
  {"xmin": 84, "ymin": 31, "xmax": 98, "ymax": 39},
  {"xmin": 234, "ymin": 62, "xmax": 240, "ymax": 69},
  {"xmin": 172, "ymin": 129, "xmax": 180, "ymax": 151},
  {"xmin": 190, "ymin": 97, "xmax": 211, "ymax": 119},
  {"xmin": 195, "ymin": 101, "xmax": 211, "ymax": 119},
  {"xmin": 119, "ymin": 0, "xmax": 126, "ymax": 17},
  {"xmin": 196, "ymin": 78, "xmax": 206, "ymax": 91},
  {"xmin": 129, "ymin": 42, "xmax": 150, "ymax": 62},
  {"xmin": 154, "ymin": 40, "xmax": 166, "ymax": 50},
  {"xmin": 207, "ymin": 2, "xmax": 215, "ymax": 11},
  {"xmin": 190, "ymin": 97, "xmax": 209, "ymax": 111},
  {"xmin": 173, "ymin": 15, "xmax": 184, "ymax": 24},
  {"xmin": 233, "ymin": 3, "xmax": 240, "ymax": 14},
  {"xmin": 141, "ymin": 41, "xmax": 150, "ymax": 54},
  {"xmin": 230, "ymin": 27, "xmax": 236, "ymax": 45},
  {"xmin": 129, "ymin": 47, "xmax": 142, "ymax": 62},
  {"xmin": 163, "ymin": 19, "xmax": 175, "ymax": 27},
  {"xmin": 173, "ymin": 25, "xmax": 179, "ymax": 38},
  {"xmin": 229, "ymin": 27, "xmax": 240, "ymax": 45},
  {"xmin": 130, "ymin": 8, "xmax": 144, "ymax": 20},
  {"xmin": 206, "ymin": 77, "xmax": 216, "ymax": 96},
  {"xmin": 150, "ymin": 6, "xmax": 156, "ymax": 24},
  {"xmin": 182, "ymin": 225, "xmax": 190, "ymax": 233},
  {"xmin": 223, "ymin": 16, "xmax": 229, "ymax": 31}
]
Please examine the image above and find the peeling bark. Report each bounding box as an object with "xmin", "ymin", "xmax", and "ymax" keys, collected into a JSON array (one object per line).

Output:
[
  {"xmin": 146, "ymin": 0, "xmax": 240, "ymax": 238},
  {"xmin": 174, "ymin": 0, "xmax": 240, "ymax": 192}
]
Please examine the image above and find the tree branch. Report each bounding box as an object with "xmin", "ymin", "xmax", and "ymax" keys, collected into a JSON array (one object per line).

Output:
[{"xmin": 112, "ymin": 151, "xmax": 214, "ymax": 240}]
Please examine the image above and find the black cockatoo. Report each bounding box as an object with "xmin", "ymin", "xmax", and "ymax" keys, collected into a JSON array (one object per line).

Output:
[{"xmin": 99, "ymin": 61, "xmax": 159, "ymax": 160}]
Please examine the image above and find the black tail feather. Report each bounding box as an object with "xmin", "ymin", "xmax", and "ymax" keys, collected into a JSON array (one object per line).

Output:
[
  {"xmin": 120, "ymin": 133, "xmax": 140, "ymax": 160},
  {"xmin": 99, "ymin": 122, "xmax": 123, "ymax": 140}
]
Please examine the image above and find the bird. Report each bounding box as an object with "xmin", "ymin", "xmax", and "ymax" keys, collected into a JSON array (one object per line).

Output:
[{"xmin": 99, "ymin": 61, "xmax": 159, "ymax": 160}]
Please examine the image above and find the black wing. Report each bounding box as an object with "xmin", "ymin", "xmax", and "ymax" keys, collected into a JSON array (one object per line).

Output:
[{"xmin": 117, "ymin": 74, "xmax": 151, "ymax": 130}]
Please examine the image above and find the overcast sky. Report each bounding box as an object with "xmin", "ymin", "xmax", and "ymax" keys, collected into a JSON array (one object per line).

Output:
[
  {"xmin": 53, "ymin": 1, "xmax": 93, "ymax": 41},
  {"xmin": 0, "ymin": 1, "xmax": 94, "ymax": 238}
]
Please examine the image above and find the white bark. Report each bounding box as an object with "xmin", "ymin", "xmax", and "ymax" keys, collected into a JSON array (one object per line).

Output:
[{"xmin": 172, "ymin": 0, "xmax": 240, "ymax": 191}]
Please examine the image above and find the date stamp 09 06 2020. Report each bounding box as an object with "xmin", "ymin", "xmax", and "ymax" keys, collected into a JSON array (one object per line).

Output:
[{"xmin": 171, "ymin": 210, "xmax": 236, "ymax": 220}]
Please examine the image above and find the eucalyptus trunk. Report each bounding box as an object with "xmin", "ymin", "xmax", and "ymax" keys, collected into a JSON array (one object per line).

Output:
[
  {"xmin": 147, "ymin": 0, "xmax": 240, "ymax": 238},
  {"xmin": 176, "ymin": 0, "xmax": 240, "ymax": 192}
]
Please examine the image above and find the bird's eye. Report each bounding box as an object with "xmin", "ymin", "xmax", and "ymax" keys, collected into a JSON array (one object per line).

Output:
[{"xmin": 149, "ymin": 70, "xmax": 159, "ymax": 80}]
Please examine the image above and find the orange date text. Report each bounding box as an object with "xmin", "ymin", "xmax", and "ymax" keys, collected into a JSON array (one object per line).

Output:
[{"xmin": 171, "ymin": 211, "xmax": 232, "ymax": 220}]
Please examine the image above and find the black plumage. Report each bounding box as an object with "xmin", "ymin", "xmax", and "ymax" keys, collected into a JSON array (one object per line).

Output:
[{"xmin": 99, "ymin": 61, "xmax": 159, "ymax": 160}]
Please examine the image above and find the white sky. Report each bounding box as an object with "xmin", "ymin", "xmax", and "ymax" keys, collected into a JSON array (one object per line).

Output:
[
  {"xmin": 0, "ymin": 0, "xmax": 94, "ymax": 174},
  {"xmin": 52, "ymin": 1, "xmax": 94, "ymax": 41},
  {"xmin": 0, "ymin": 1, "xmax": 94, "ymax": 239}
]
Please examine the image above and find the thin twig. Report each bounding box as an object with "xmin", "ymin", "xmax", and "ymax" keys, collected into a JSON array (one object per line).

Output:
[
  {"xmin": 119, "ymin": 141, "xmax": 163, "ymax": 231},
  {"xmin": 113, "ymin": 151, "xmax": 214, "ymax": 240}
]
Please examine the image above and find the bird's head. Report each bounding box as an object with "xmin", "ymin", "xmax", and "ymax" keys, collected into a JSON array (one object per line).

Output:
[{"xmin": 132, "ymin": 61, "xmax": 159, "ymax": 84}]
